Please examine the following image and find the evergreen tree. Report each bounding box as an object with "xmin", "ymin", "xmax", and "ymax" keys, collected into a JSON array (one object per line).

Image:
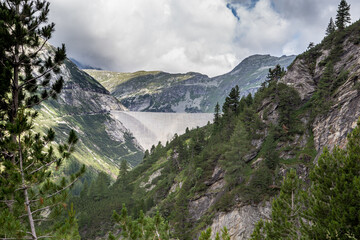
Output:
[
  {"xmin": 245, "ymin": 93, "xmax": 253, "ymax": 106},
  {"xmin": 225, "ymin": 121, "xmax": 251, "ymax": 164},
  {"xmin": 222, "ymin": 85, "xmax": 240, "ymax": 117},
  {"xmin": 335, "ymin": 0, "xmax": 351, "ymax": 30},
  {"xmin": 276, "ymin": 83, "xmax": 301, "ymax": 130},
  {"xmin": 53, "ymin": 204, "xmax": 81, "ymax": 240},
  {"xmin": 213, "ymin": 102, "xmax": 221, "ymax": 130},
  {"xmin": 120, "ymin": 159, "xmax": 130, "ymax": 179},
  {"xmin": 301, "ymin": 120, "xmax": 360, "ymax": 239},
  {"xmin": 306, "ymin": 42, "xmax": 315, "ymax": 51},
  {"xmin": 198, "ymin": 227, "xmax": 230, "ymax": 240},
  {"xmin": 199, "ymin": 228, "xmax": 212, "ymax": 240},
  {"xmin": 250, "ymin": 169, "xmax": 302, "ymax": 240},
  {"xmin": 326, "ymin": 17, "xmax": 336, "ymax": 35},
  {"xmin": 0, "ymin": 1, "xmax": 84, "ymax": 239},
  {"xmin": 110, "ymin": 204, "xmax": 170, "ymax": 240},
  {"xmin": 261, "ymin": 132, "xmax": 280, "ymax": 170},
  {"xmin": 89, "ymin": 172, "xmax": 110, "ymax": 202},
  {"xmin": 264, "ymin": 64, "xmax": 285, "ymax": 87}
]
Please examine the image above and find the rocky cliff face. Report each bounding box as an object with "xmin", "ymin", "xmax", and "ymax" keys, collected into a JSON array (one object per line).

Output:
[
  {"xmin": 282, "ymin": 32, "xmax": 360, "ymax": 154},
  {"xmin": 85, "ymin": 55, "xmax": 296, "ymax": 113},
  {"xmin": 36, "ymin": 44, "xmax": 144, "ymax": 177}
]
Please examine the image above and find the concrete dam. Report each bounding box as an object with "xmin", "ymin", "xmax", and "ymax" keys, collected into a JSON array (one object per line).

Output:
[{"xmin": 111, "ymin": 111, "xmax": 213, "ymax": 151}]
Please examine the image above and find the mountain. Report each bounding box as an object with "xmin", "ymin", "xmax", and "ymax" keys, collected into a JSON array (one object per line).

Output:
[
  {"xmin": 36, "ymin": 44, "xmax": 144, "ymax": 178},
  {"xmin": 73, "ymin": 21, "xmax": 360, "ymax": 239},
  {"xmin": 69, "ymin": 57, "xmax": 102, "ymax": 70},
  {"xmin": 85, "ymin": 55, "xmax": 296, "ymax": 113}
]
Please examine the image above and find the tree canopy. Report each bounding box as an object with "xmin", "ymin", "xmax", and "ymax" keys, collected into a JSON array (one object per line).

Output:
[
  {"xmin": 335, "ymin": 0, "xmax": 351, "ymax": 30},
  {"xmin": 0, "ymin": 1, "xmax": 84, "ymax": 239}
]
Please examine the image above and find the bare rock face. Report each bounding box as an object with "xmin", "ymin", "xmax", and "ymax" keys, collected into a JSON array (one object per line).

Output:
[
  {"xmin": 189, "ymin": 166, "xmax": 225, "ymax": 221},
  {"xmin": 280, "ymin": 59, "xmax": 316, "ymax": 101},
  {"xmin": 313, "ymin": 84, "xmax": 360, "ymax": 152},
  {"xmin": 312, "ymin": 39, "xmax": 360, "ymax": 153},
  {"xmin": 210, "ymin": 202, "xmax": 271, "ymax": 239}
]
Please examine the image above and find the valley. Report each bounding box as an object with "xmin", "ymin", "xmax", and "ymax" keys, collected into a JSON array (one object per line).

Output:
[{"xmin": 2, "ymin": 1, "xmax": 360, "ymax": 239}]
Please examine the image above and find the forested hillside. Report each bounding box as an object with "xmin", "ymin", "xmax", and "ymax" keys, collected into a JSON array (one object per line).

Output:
[{"xmin": 73, "ymin": 18, "xmax": 360, "ymax": 239}]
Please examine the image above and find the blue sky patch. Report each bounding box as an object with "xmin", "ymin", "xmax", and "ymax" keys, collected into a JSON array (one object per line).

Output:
[{"xmin": 226, "ymin": 3, "xmax": 240, "ymax": 21}]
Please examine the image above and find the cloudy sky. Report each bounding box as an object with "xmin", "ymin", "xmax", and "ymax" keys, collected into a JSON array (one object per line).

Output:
[{"xmin": 48, "ymin": 0, "xmax": 360, "ymax": 77}]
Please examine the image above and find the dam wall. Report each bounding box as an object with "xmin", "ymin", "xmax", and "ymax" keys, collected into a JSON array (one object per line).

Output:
[{"xmin": 111, "ymin": 111, "xmax": 213, "ymax": 150}]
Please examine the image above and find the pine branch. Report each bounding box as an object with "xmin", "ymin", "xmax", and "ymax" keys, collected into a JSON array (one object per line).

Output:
[
  {"xmin": 28, "ymin": 37, "xmax": 49, "ymax": 60},
  {"xmin": 25, "ymin": 92, "xmax": 52, "ymax": 109},
  {"xmin": 33, "ymin": 218, "xmax": 51, "ymax": 222},
  {"xmin": 45, "ymin": 175, "xmax": 80, "ymax": 200},
  {"xmin": 24, "ymin": 160, "xmax": 36, "ymax": 171},
  {"xmin": 29, "ymin": 157, "xmax": 58, "ymax": 175},
  {"xmin": 30, "ymin": 202, "xmax": 60, "ymax": 215},
  {"xmin": 0, "ymin": 238, "xmax": 32, "ymax": 240},
  {"xmin": 19, "ymin": 65, "xmax": 57, "ymax": 90}
]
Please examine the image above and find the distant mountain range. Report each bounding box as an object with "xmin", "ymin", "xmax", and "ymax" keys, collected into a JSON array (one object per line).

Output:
[{"xmin": 85, "ymin": 54, "xmax": 296, "ymax": 113}]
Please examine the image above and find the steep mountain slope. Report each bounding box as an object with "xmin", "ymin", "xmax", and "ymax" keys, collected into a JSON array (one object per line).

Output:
[
  {"xmin": 35, "ymin": 44, "xmax": 144, "ymax": 178},
  {"xmin": 85, "ymin": 55, "xmax": 295, "ymax": 113},
  {"xmin": 73, "ymin": 21, "xmax": 360, "ymax": 239}
]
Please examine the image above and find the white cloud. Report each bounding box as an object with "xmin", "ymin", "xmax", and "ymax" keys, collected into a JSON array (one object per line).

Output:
[
  {"xmin": 49, "ymin": 0, "xmax": 238, "ymax": 77},
  {"xmin": 48, "ymin": 0, "xmax": 360, "ymax": 77}
]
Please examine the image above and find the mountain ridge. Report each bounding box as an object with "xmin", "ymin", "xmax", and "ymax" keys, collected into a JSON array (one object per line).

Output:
[
  {"xmin": 36, "ymin": 44, "xmax": 144, "ymax": 178},
  {"xmin": 85, "ymin": 54, "xmax": 296, "ymax": 113}
]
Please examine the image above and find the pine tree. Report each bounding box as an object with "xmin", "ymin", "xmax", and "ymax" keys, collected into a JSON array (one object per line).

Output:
[
  {"xmin": 250, "ymin": 169, "xmax": 303, "ymax": 240},
  {"xmin": 265, "ymin": 64, "xmax": 285, "ymax": 86},
  {"xmin": 213, "ymin": 102, "xmax": 221, "ymax": 130},
  {"xmin": 325, "ymin": 17, "xmax": 336, "ymax": 35},
  {"xmin": 222, "ymin": 85, "xmax": 240, "ymax": 117},
  {"xmin": 199, "ymin": 228, "xmax": 212, "ymax": 240},
  {"xmin": 110, "ymin": 204, "xmax": 170, "ymax": 240},
  {"xmin": 0, "ymin": 1, "xmax": 84, "ymax": 239},
  {"xmin": 301, "ymin": 120, "xmax": 360, "ymax": 238},
  {"xmin": 199, "ymin": 227, "xmax": 230, "ymax": 240},
  {"xmin": 335, "ymin": 0, "xmax": 351, "ymax": 30},
  {"xmin": 120, "ymin": 159, "xmax": 130, "ymax": 178},
  {"xmin": 225, "ymin": 121, "xmax": 251, "ymax": 165}
]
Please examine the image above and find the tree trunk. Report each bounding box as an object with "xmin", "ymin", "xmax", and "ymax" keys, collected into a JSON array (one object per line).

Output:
[{"xmin": 19, "ymin": 136, "xmax": 38, "ymax": 240}]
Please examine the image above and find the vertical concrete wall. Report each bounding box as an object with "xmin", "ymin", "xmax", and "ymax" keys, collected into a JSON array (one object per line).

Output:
[{"xmin": 111, "ymin": 111, "xmax": 213, "ymax": 150}]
